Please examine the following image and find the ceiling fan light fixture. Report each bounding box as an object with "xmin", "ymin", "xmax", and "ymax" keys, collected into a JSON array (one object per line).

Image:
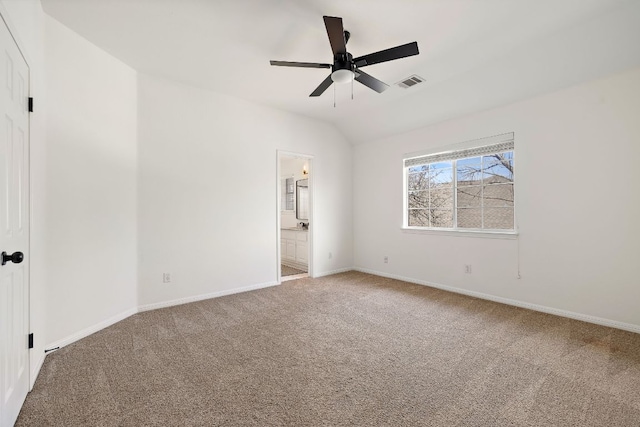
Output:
[{"xmin": 331, "ymin": 69, "xmax": 354, "ymax": 84}]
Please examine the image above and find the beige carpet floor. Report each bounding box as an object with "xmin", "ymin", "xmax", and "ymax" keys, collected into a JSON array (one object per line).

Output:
[
  {"xmin": 281, "ymin": 264, "xmax": 307, "ymax": 276},
  {"xmin": 17, "ymin": 271, "xmax": 640, "ymax": 426}
]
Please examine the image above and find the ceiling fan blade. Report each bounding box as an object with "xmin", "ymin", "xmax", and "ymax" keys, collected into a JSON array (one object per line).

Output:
[
  {"xmin": 310, "ymin": 75, "xmax": 334, "ymax": 97},
  {"xmin": 353, "ymin": 41, "xmax": 419, "ymax": 68},
  {"xmin": 354, "ymin": 70, "xmax": 389, "ymax": 93},
  {"xmin": 270, "ymin": 60, "xmax": 331, "ymax": 69},
  {"xmin": 323, "ymin": 16, "xmax": 347, "ymax": 56}
]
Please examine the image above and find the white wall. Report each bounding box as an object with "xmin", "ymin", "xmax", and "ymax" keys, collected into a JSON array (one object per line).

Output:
[
  {"xmin": 45, "ymin": 16, "xmax": 138, "ymax": 346},
  {"xmin": 137, "ymin": 74, "xmax": 352, "ymax": 308},
  {"xmin": 354, "ymin": 67, "xmax": 640, "ymax": 330},
  {"xmin": 0, "ymin": 0, "xmax": 47, "ymax": 386}
]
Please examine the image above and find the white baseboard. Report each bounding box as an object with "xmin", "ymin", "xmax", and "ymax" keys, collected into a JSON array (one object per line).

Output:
[
  {"xmin": 354, "ymin": 267, "xmax": 640, "ymax": 335},
  {"xmin": 42, "ymin": 281, "xmax": 280, "ymax": 355},
  {"xmin": 313, "ymin": 267, "xmax": 353, "ymax": 278},
  {"xmin": 30, "ymin": 353, "xmax": 45, "ymax": 390},
  {"xmin": 44, "ymin": 307, "xmax": 138, "ymax": 352},
  {"xmin": 40, "ymin": 267, "xmax": 638, "ymax": 367},
  {"xmin": 137, "ymin": 280, "xmax": 279, "ymax": 313}
]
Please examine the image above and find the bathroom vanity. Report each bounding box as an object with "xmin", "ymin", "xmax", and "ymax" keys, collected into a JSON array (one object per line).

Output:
[{"xmin": 281, "ymin": 228, "xmax": 308, "ymax": 270}]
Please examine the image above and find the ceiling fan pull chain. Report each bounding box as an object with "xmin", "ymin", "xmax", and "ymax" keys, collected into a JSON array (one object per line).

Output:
[
  {"xmin": 334, "ymin": 84, "xmax": 336, "ymax": 108},
  {"xmin": 351, "ymin": 76, "xmax": 354, "ymax": 100}
]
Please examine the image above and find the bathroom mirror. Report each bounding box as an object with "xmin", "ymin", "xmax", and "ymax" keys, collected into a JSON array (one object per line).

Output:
[{"xmin": 296, "ymin": 179, "xmax": 309, "ymax": 220}]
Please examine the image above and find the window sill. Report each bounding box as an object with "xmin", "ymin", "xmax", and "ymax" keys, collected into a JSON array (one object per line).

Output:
[{"xmin": 401, "ymin": 227, "xmax": 518, "ymax": 240}]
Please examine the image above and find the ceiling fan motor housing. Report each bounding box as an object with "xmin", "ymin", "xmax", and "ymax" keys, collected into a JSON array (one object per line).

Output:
[{"xmin": 333, "ymin": 52, "xmax": 354, "ymax": 73}]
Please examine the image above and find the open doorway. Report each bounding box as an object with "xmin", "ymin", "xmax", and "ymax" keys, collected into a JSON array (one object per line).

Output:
[{"xmin": 277, "ymin": 151, "xmax": 313, "ymax": 283}]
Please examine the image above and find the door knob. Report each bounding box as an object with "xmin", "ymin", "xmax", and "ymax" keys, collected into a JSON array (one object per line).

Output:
[{"xmin": 1, "ymin": 251, "xmax": 24, "ymax": 266}]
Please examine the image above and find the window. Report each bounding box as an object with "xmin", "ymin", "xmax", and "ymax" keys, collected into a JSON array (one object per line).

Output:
[
  {"xmin": 404, "ymin": 133, "xmax": 515, "ymax": 232},
  {"xmin": 281, "ymin": 177, "xmax": 294, "ymax": 211}
]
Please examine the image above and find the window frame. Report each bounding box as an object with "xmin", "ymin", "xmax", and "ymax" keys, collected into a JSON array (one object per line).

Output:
[
  {"xmin": 402, "ymin": 133, "xmax": 517, "ymax": 237},
  {"xmin": 281, "ymin": 176, "xmax": 295, "ymax": 212}
]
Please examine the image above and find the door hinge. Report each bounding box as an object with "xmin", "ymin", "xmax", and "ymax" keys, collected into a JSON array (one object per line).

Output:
[
  {"xmin": 28, "ymin": 97, "xmax": 34, "ymax": 112},
  {"xmin": 28, "ymin": 333, "xmax": 34, "ymax": 349}
]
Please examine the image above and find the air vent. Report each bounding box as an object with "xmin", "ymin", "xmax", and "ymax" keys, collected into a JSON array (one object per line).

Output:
[{"xmin": 396, "ymin": 75, "xmax": 424, "ymax": 89}]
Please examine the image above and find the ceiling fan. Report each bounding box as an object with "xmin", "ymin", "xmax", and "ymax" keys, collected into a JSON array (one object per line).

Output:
[{"xmin": 270, "ymin": 16, "xmax": 419, "ymax": 97}]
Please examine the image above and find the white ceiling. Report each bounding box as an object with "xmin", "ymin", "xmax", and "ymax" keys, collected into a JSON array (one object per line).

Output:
[{"xmin": 41, "ymin": 0, "xmax": 640, "ymax": 144}]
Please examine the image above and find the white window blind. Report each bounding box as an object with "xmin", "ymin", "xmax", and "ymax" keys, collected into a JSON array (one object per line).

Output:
[{"xmin": 404, "ymin": 133, "xmax": 514, "ymax": 168}]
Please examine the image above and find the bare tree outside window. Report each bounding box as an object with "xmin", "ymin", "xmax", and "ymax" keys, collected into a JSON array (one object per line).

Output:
[
  {"xmin": 407, "ymin": 150, "xmax": 514, "ymax": 230},
  {"xmin": 408, "ymin": 162, "xmax": 454, "ymax": 227},
  {"xmin": 457, "ymin": 152, "xmax": 514, "ymax": 229}
]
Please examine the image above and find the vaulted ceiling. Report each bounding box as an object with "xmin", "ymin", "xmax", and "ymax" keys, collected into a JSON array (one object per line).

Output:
[{"xmin": 41, "ymin": 0, "xmax": 640, "ymax": 144}]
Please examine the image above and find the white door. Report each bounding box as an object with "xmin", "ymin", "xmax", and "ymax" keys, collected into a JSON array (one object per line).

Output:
[{"xmin": 0, "ymin": 14, "xmax": 30, "ymax": 427}]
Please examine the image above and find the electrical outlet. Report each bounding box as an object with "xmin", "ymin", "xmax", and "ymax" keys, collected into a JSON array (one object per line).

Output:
[
  {"xmin": 384, "ymin": 256, "xmax": 388, "ymax": 264},
  {"xmin": 163, "ymin": 273, "xmax": 171, "ymax": 283},
  {"xmin": 464, "ymin": 265, "xmax": 472, "ymax": 274}
]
